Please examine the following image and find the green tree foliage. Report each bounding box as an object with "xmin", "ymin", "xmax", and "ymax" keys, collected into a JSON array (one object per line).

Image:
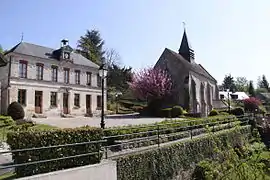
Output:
[
  {"xmin": 235, "ymin": 77, "xmax": 248, "ymax": 92},
  {"xmin": 258, "ymin": 75, "xmax": 269, "ymax": 91},
  {"xmin": 77, "ymin": 29, "xmax": 105, "ymax": 65},
  {"xmin": 0, "ymin": 45, "xmax": 3, "ymax": 54},
  {"xmin": 248, "ymin": 81, "xmax": 255, "ymax": 97},
  {"xmin": 222, "ymin": 74, "xmax": 236, "ymax": 91},
  {"xmin": 107, "ymin": 63, "xmax": 133, "ymax": 98}
]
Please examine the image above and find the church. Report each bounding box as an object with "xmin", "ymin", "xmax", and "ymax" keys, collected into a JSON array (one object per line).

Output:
[{"xmin": 154, "ymin": 29, "xmax": 221, "ymax": 116}]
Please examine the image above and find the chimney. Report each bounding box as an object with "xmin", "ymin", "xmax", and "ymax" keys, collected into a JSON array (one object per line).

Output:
[{"xmin": 61, "ymin": 39, "xmax": 69, "ymax": 47}]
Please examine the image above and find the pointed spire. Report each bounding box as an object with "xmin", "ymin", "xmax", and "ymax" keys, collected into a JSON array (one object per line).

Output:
[{"xmin": 178, "ymin": 23, "xmax": 195, "ymax": 63}]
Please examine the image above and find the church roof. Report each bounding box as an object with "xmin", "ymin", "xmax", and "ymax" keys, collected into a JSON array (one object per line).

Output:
[
  {"xmin": 165, "ymin": 48, "xmax": 217, "ymax": 82},
  {"xmin": 6, "ymin": 42, "xmax": 99, "ymax": 68}
]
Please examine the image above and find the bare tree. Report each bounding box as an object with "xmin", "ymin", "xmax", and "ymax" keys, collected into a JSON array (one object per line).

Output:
[{"xmin": 105, "ymin": 48, "xmax": 121, "ymax": 66}]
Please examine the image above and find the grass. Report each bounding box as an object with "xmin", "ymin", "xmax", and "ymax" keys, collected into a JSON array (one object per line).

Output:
[{"xmin": 0, "ymin": 172, "xmax": 16, "ymax": 180}]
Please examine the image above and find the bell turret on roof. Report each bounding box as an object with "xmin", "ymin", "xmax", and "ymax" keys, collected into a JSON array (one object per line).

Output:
[{"xmin": 178, "ymin": 28, "xmax": 195, "ymax": 63}]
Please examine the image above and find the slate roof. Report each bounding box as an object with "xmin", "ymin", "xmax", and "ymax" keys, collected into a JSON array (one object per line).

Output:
[
  {"xmin": 165, "ymin": 48, "xmax": 217, "ymax": 82},
  {"xmin": 6, "ymin": 42, "xmax": 99, "ymax": 68},
  {"xmin": 0, "ymin": 53, "xmax": 7, "ymax": 67},
  {"xmin": 258, "ymin": 93, "xmax": 270, "ymax": 99}
]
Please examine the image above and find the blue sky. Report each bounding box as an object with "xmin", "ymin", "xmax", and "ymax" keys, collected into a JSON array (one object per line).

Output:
[{"xmin": 1, "ymin": 0, "xmax": 270, "ymax": 85}]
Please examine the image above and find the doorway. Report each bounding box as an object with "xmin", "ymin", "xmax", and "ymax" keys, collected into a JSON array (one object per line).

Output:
[
  {"xmin": 63, "ymin": 93, "xmax": 69, "ymax": 114},
  {"xmin": 86, "ymin": 95, "xmax": 92, "ymax": 114},
  {"xmin": 35, "ymin": 91, "xmax": 43, "ymax": 114}
]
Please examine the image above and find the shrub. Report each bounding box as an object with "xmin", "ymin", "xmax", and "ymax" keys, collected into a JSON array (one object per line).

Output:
[
  {"xmin": 7, "ymin": 127, "xmax": 103, "ymax": 178},
  {"xmin": 230, "ymin": 107, "xmax": 244, "ymax": 116},
  {"xmin": 209, "ymin": 109, "xmax": 219, "ymax": 116},
  {"xmin": 7, "ymin": 102, "xmax": 25, "ymax": 120},
  {"xmin": 0, "ymin": 116, "xmax": 14, "ymax": 126},
  {"xmin": 116, "ymin": 126, "xmax": 251, "ymax": 180},
  {"xmin": 171, "ymin": 106, "xmax": 183, "ymax": 117},
  {"xmin": 160, "ymin": 108, "xmax": 172, "ymax": 118}
]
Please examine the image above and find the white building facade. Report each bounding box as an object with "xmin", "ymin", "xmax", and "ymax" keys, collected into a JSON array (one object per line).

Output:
[{"xmin": 0, "ymin": 40, "xmax": 106, "ymax": 117}]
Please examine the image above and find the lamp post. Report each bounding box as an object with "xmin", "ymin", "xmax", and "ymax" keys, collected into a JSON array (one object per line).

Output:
[
  {"xmin": 227, "ymin": 89, "xmax": 231, "ymax": 112},
  {"xmin": 115, "ymin": 91, "xmax": 122, "ymax": 114},
  {"xmin": 99, "ymin": 63, "xmax": 108, "ymax": 129}
]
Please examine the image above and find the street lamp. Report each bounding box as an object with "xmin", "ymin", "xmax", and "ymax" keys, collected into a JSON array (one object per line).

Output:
[
  {"xmin": 99, "ymin": 63, "xmax": 108, "ymax": 129},
  {"xmin": 115, "ymin": 91, "xmax": 122, "ymax": 114},
  {"xmin": 226, "ymin": 89, "xmax": 231, "ymax": 112}
]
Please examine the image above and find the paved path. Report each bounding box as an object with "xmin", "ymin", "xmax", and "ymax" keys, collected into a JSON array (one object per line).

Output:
[{"xmin": 33, "ymin": 115, "xmax": 177, "ymax": 128}]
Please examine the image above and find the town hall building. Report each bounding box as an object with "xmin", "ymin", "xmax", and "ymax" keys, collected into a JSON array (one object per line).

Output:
[
  {"xmin": 155, "ymin": 29, "xmax": 220, "ymax": 116},
  {"xmin": 0, "ymin": 39, "xmax": 106, "ymax": 117}
]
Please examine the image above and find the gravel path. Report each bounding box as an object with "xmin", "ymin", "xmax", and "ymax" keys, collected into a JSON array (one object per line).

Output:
[{"xmin": 33, "ymin": 115, "xmax": 179, "ymax": 128}]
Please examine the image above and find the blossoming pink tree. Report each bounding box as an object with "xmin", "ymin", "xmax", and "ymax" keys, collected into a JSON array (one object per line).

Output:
[
  {"xmin": 129, "ymin": 67, "xmax": 172, "ymax": 104},
  {"xmin": 243, "ymin": 97, "xmax": 261, "ymax": 112}
]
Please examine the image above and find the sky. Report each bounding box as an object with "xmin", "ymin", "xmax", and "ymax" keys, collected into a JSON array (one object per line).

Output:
[{"xmin": 1, "ymin": 0, "xmax": 270, "ymax": 85}]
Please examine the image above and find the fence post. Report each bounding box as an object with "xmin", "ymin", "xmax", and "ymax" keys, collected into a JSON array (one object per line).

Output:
[
  {"xmin": 105, "ymin": 146, "xmax": 108, "ymax": 159},
  {"xmin": 190, "ymin": 122, "xmax": 193, "ymax": 139},
  {"xmin": 157, "ymin": 125, "xmax": 160, "ymax": 147}
]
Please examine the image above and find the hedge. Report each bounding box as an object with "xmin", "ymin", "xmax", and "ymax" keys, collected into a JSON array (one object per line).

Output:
[
  {"xmin": 116, "ymin": 125, "xmax": 251, "ymax": 180},
  {"xmin": 7, "ymin": 126, "xmax": 103, "ymax": 178}
]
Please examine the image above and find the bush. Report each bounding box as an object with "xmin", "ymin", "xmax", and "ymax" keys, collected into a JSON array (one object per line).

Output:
[
  {"xmin": 230, "ymin": 107, "xmax": 244, "ymax": 116},
  {"xmin": 160, "ymin": 108, "xmax": 172, "ymax": 118},
  {"xmin": 219, "ymin": 112, "xmax": 229, "ymax": 116},
  {"xmin": 0, "ymin": 116, "xmax": 14, "ymax": 126},
  {"xmin": 7, "ymin": 127, "xmax": 103, "ymax": 178},
  {"xmin": 116, "ymin": 126, "xmax": 251, "ymax": 180},
  {"xmin": 7, "ymin": 102, "xmax": 25, "ymax": 120},
  {"xmin": 171, "ymin": 106, "xmax": 183, "ymax": 117},
  {"xmin": 209, "ymin": 109, "xmax": 219, "ymax": 116}
]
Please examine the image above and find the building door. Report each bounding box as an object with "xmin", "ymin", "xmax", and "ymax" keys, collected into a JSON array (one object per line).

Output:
[
  {"xmin": 63, "ymin": 93, "xmax": 69, "ymax": 114},
  {"xmin": 35, "ymin": 91, "xmax": 43, "ymax": 114},
  {"xmin": 86, "ymin": 95, "xmax": 92, "ymax": 114}
]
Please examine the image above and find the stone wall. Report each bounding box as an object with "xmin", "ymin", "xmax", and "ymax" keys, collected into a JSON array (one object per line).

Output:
[{"xmin": 17, "ymin": 160, "xmax": 117, "ymax": 180}]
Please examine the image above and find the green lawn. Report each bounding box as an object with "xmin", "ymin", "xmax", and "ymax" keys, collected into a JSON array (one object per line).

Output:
[{"xmin": 0, "ymin": 172, "xmax": 16, "ymax": 180}]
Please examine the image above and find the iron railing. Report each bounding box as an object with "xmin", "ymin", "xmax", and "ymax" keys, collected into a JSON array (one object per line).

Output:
[{"xmin": 0, "ymin": 114, "xmax": 253, "ymax": 174}]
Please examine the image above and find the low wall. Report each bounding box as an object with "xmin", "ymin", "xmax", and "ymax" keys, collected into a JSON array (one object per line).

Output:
[{"xmin": 17, "ymin": 160, "xmax": 117, "ymax": 180}]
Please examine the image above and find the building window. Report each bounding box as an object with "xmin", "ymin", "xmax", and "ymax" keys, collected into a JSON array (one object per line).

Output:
[
  {"xmin": 74, "ymin": 94, "xmax": 80, "ymax": 107},
  {"xmin": 97, "ymin": 74, "xmax": 101, "ymax": 87},
  {"xmin": 18, "ymin": 89, "xmax": 26, "ymax": 106},
  {"xmin": 19, "ymin": 60, "xmax": 27, "ymax": 78},
  {"xmin": 50, "ymin": 92, "xmax": 57, "ymax": 107},
  {"xmin": 86, "ymin": 72, "xmax": 92, "ymax": 86},
  {"xmin": 97, "ymin": 95, "xmax": 102, "ymax": 109},
  {"xmin": 51, "ymin": 66, "xmax": 58, "ymax": 82},
  {"xmin": 64, "ymin": 68, "xmax": 70, "ymax": 84},
  {"xmin": 75, "ymin": 70, "xmax": 80, "ymax": 85},
  {"xmin": 36, "ymin": 63, "xmax": 44, "ymax": 80}
]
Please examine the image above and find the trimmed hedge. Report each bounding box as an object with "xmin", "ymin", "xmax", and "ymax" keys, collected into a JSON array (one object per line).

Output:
[
  {"xmin": 116, "ymin": 126, "xmax": 251, "ymax": 180},
  {"xmin": 7, "ymin": 102, "xmax": 25, "ymax": 120},
  {"xmin": 160, "ymin": 108, "xmax": 172, "ymax": 118},
  {"xmin": 230, "ymin": 107, "xmax": 244, "ymax": 116},
  {"xmin": 7, "ymin": 126, "xmax": 103, "ymax": 178},
  {"xmin": 171, "ymin": 106, "xmax": 184, "ymax": 117},
  {"xmin": 209, "ymin": 109, "xmax": 219, "ymax": 116}
]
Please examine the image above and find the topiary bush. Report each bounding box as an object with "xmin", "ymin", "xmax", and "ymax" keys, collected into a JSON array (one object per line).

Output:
[
  {"xmin": 7, "ymin": 101, "xmax": 25, "ymax": 120},
  {"xmin": 7, "ymin": 127, "xmax": 103, "ymax": 178},
  {"xmin": 171, "ymin": 106, "xmax": 183, "ymax": 117},
  {"xmin": 160, "ymin": 108, "xmax": 172, "ymax": 118},
  {"xmin": 230, "ymin": 107, "xmax": 244, "ymax": 116},
  {"xmin": 209, "ymin": 109, "xmax": 219, "ymax": 116}
]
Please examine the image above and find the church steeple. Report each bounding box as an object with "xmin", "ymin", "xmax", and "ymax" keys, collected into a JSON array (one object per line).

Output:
[{"xmin": 178, "ymin": 27, "xmax": 195, "ymax": 63}]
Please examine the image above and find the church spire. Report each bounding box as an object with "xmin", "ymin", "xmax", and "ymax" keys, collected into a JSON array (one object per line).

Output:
[{"xmin": 178, "ymin": 24, "xmax": 195, "ymax": 63}]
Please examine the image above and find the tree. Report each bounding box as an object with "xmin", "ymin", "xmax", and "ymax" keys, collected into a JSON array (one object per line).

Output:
[
  {"xmin": 105, "ymin": 48, "xmax": 121, "ymax": 67},
  {"xmin": 235, "ymin": 77, "xmax": 248, "ymax": 92},
  {"xmin": 243, "ymin": 97, "xmax": 261, "ymax": 112},
  {"xmin": 222, "ymin": 74, "xmax": 236, "ymax": 91},
  {"xmin": 77, "ymin": 29, "xmax": 105, "ymax": 65},
  {"xmin": 248, "ymin": 81, "xmax": 255, "ymax": 97},
  {"xmin": 129, "ymin": 67, "xmax": 172, "ymax": 101},
  {"xmin": 260, "ymin": 75, "xmax": 269, "ymax": 90},
  {"xmin": 0, "ymin": 45, "xmax": 3, "ymax": 54}
]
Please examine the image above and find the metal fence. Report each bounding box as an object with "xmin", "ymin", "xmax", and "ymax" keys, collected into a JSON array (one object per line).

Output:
[{"xmin": 0, "ymin": 114, "xmax": 253, "ymax": 175}]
